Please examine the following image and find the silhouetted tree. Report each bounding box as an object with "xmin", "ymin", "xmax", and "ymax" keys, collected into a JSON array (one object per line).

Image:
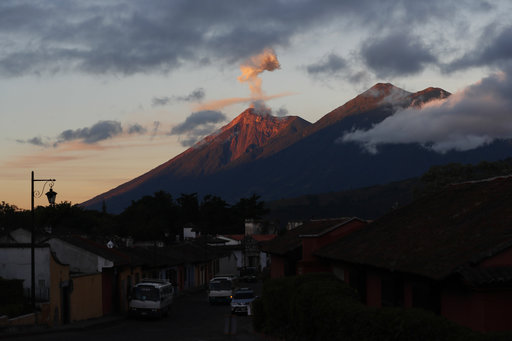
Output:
[
  {"xmin": 199, "ymin": 195, "xmax": 229, "ymax": 235},
  {"xmin": 119, "ymin": 191, "xmax": 177, "ymax": 241}
]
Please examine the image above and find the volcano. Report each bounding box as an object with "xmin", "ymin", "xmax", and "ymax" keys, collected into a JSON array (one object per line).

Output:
[{"xmin": 82, "ymin": 83, "xmax": 511, "ymax": 213}]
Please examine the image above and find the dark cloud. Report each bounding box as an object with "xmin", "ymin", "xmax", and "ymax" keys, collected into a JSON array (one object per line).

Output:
[
  {"xmin": 58, "ymin": 121, "xmax": 123, "ymax": 144},
  {"xmin": 361, "ymin": 32, "xmax": 437, "ymax": 78},
  {"xmin": 0, "ymin": 1, "xmax": 490, "ymax": 77},
  {"xmin": 446, "ymin": 25, "xmax": 512, "ymax": 72},
  {"xmin": 171, "ymin": 110, "xmax": 227, "ymax": 146},
  {"xmin": 177, "ymin": 88, "xmax": 205, "ymax": 102},
  {"xmin": 152, "ymin": 88, "xmax": 205, "ymax": 107},
  {"xmin": 341, "ymin": 65, "xmax": 512, "ymax": 153},
  {"xmin": 306, "ymin": 53, "xmax": 347, "ymax": 76},
  {"xmin": 128, "ymin": 124, "xmax": 146, "ymax": 134},
  {"xmin": 52, "ymin": 120, "xmax": 146, "ymax": 145},
  {"xmin": 152, "ymin": 97, "xmax": 171, "ymax": 107},
  {"xmin": 16, "ymin": 136, "xmax": 48, "ymax": 147}
]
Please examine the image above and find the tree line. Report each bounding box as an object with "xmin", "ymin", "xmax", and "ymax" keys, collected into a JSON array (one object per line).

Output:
[{"xmin": 0, "ymin": 192, "xmax": 268, "ymax": 241}]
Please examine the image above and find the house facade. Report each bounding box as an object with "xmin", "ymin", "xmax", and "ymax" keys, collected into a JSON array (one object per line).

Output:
[
  {"xmin": 261, "ymin": 218, "xmax": 367, "ymax": 279},
  {"xmin": 316, "ymin": 176, "xmax": 512, "ymax": 332},
  {"xmin": 0, "ymin": 243, "xmax": 70, "ymax": 326}
]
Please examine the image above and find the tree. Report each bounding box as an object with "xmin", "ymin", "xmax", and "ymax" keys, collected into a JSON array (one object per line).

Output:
[
  {"xmin": 118, "ymin": 191, "xmax": 177, "ymax": 241},
  {"xmin": 199, "ymin": 195, "xmax": 229, "ymax": 235},
  {"xmin": 177, "ymin": 193, "xmax": 199, "ymax": 226},
  {"xmin": 230, "ymin": 194, "xmax": 269, "ymax": 233}
]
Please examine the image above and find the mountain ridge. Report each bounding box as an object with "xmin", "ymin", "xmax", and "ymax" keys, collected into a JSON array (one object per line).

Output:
[{"xmin": 83, "ymin": 83, "xmax": 512, "ymax": 213}]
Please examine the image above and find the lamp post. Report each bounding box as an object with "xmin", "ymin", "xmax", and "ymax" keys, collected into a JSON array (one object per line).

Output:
[{"xmin": 31, "ymin": 171, "xmax": 57, "ymax": 309}]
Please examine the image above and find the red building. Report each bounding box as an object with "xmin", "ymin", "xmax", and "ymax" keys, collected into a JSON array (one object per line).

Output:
[
  {"xmin": 261, "ymin": 217, "xmax": 367, "ymax": 278},
  {"xmin": 316, "ymin": 176, "xmax": 512, "ymax": 332}
]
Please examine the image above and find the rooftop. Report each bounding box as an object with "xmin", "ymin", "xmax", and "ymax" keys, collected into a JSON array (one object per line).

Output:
[{"xmin": 316, "ymin": 176, "xmax": 512, "ymax": 280}]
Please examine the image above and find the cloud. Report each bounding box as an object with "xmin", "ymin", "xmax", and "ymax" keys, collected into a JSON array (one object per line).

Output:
[
  {"xmin": 16, "ymin": 136, "xmax": 49, "ymax": 147},
  {"xmin": 152, "ymin": 88, "xmax": 205, "ymax": 107},
  {"xmin": 306, "ymin": 53, "xmax": 347, "ymax": 76},
  {"xmin": 19, "ymin": 120, "xmax": 149, "ymax": 147},
  {"xmin": 361, "ymin": 32, "xmax": 437, "ymax": 78},
  {"xmin": 127, "ymin": 123, "xmax": 147, "ymax": 135},
  {"xmin": 170, "ymin": 110, "xmax": 227, "ymax": 146},
  {"xmin": 0, "ymin": 1, "xmax": 501, "ymax": 78},
  {"xmin": 58, "ymin": 121, "xmax": 123, "ymax": 144},
  {"xmin": 446, "ymin": 25, "xmax": 512, "ymax": 72},
  {"xmin": 341, "ymin": 66, "xmax": 512, "ymax": 153}
]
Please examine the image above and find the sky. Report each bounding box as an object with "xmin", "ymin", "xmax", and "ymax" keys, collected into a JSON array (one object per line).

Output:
[{"xmin": 1, "ymin": 0, "xmax": 512, "ymax": 210}]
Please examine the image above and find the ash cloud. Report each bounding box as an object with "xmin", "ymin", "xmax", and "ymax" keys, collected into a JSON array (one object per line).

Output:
[
  {"xmin": 170, "ymin": 110, "xmax": 227, "ymax": 146},
  {"xmin": 341, "ymin": 66, "xmax": 512, "ymax": 154}
]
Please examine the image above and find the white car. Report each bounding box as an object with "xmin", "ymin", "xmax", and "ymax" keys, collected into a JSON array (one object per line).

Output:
[{"xmin": 230, "ymin": 288, "xmax": 256, "ymax": 315}]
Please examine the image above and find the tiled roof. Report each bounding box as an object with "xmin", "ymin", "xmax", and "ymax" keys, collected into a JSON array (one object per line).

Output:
[
  {"xmin": 55, "ymin": 235, "xmax": 131, "ymax": 266},
  {"xmin": 261, "ymin": 218, "xmax": 359, "ymax": 255},
  {"xmin": 316, "ymin": 177, "xmax": 512, "ymax": 280},
  {"xmin": 456, "ymin": 266, "xmax": 512, "ymax": 287}
]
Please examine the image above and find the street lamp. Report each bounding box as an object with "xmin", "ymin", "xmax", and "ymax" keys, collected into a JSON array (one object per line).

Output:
[{"xmin": 31, "ymin": 171, "xmax": 56, "ymax": 309}]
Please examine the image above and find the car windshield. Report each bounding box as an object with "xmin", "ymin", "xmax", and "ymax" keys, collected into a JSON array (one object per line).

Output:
[
  {"xmin": 132, "ymin": 285, "xmax": 160, "ymax": 301},
  {"xmin": 234, "ymin": 291, "xmax": 254, "ymax": 299},
  {"xmin": 209, "ymin": 280, "xmax": 231, "ymax": 290}
]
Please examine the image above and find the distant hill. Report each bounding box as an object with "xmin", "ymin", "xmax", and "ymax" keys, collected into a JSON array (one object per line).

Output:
[
  {"xmin": 265, "ymin": 158, "xmax": 512, "ymax": 225},
  {"xmin": 82, "ymin": 83, "xmax": 512, "ymax": 213}
]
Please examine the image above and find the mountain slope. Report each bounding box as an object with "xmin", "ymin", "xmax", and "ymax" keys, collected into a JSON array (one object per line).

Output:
[
  {"xmin": 83, "ymin": 108, "xmax": 311, "ymax": 210},
  {"xmin": 83, "ymin": 83, "xmax": 511, "ymax": 213}
]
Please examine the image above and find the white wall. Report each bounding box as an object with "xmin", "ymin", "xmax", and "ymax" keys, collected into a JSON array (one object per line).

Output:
[
  {"xmin": 47, "ymin": 238, "xmax": 113, "ymax": 273},
  {"xmin": 0, "ymin": 246, "xmax": 51, "ymax": 299},
  {"xmin": 217, "ymin": 252, "xmax": 239, "ymax": 275}
]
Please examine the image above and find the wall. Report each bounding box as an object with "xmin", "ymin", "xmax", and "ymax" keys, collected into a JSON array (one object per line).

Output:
[
  {"xmin": 269, "ymin": 255, "xmax": 286, "ymax": 279},
  {"xmin": 48, "ymin": 251, "xmax": 69, "ymax": 326},
  {"xmin": 366, "ymin": 271, "xmax": 382, "ymax": 307},
  {"xmin": 47, "ymin": 238, "xmax": 113, "ymax": 273},
  {"xmin": 70, "ymin": 273, "xmax": 103, "ymax": 321},
  {"xmin": 217, "ymin": 252, "xmax": 239, "ymax": 275},
  {"xmin": 117, "ymin": 266, "xmax": 142, "ymax": 313},
  {"xmin": 0, "ymin": 246, "xmax": 51, "ymax": 301}
]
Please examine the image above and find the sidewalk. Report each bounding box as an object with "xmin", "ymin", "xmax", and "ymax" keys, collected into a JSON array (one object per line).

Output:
[{"xmin": 0, "ymin": 313, "xmax": 125, "ymax": 339}]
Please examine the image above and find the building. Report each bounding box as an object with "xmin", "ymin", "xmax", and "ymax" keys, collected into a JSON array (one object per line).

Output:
[
  {"xmin": 46, "ymin": 235, "xmax": 142, "ymax": 315},
  {"xmin": 261, "ymin": 217, "xmax": 367, "ymax": 278},
  {"xmin": 0, "ymin": 243, "xmax": 70, "ymax": 326},
  {"xmin": 316, "ymin": 176, "xmax": 512, "ymax": 332}
]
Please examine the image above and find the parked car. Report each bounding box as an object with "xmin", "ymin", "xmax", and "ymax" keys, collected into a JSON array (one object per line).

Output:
[
  {"xmin": 128, "ymin": 279, "xmax": 174, "ymax": 318},
  {"xmin": 239, "ymin": 266, "xmax": 258, "ymax": 282},
  {"xmin": 230, "ymin": 288, "xmax": 256, "ymax": 315}
]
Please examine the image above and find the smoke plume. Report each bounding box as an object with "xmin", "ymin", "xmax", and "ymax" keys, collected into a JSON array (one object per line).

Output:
[{"xmin": 238, "ymin": 48, "xmax": 281, "ymax": 99}]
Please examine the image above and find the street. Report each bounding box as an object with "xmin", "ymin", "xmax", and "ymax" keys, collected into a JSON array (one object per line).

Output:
[{"xmin": 4, "ymin": 282, "xmax": 268, "ymax": 341}]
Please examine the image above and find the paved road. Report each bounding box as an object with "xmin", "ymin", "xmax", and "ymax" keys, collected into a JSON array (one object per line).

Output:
[{"xmin": 4, "ymin": 282, "xmax": 269, "ymax": 341}]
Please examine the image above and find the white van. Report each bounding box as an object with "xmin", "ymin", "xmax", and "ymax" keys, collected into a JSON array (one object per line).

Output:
[
  {"xmin": 129, "ymin": 279, "xmax": 174, "ymax": 317},
  {"xmin": 208, "ymin": 277, "xmax": 233, "ymax": 304}
]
